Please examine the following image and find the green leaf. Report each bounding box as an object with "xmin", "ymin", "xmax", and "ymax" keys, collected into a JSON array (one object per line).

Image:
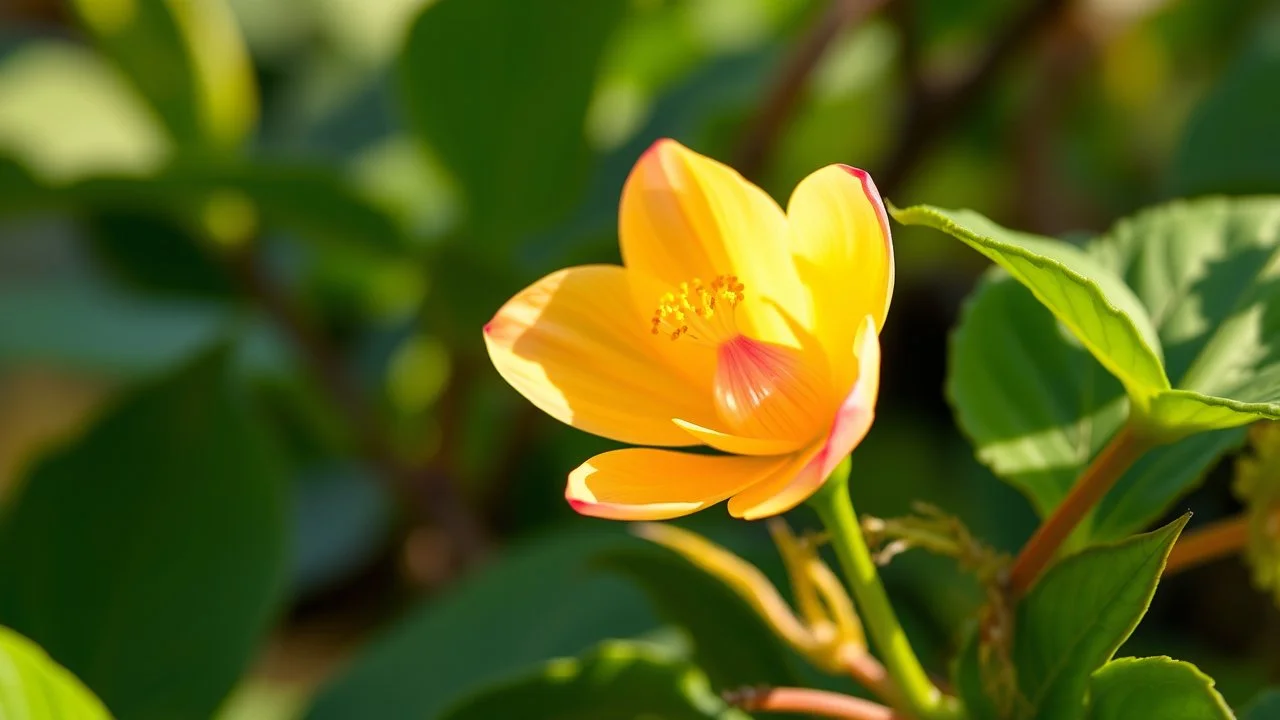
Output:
[
  {"xmin": 595, "ymin": 544, "xmax": 801, "ymax": 690},
  {"xmin": 398, "ymin": 0, "xmax": 628, "ymax": 248},
  {"xmin": 0, "ymin": 346, "xmax": 289, "ymax": 720},
  {"xmin": 1242, "ymin": 689, "xmax": 1280, "ymax": 719},
  {"xmin": 0, "ymin": 626, "xmax": 113, "ymax": 720},
  {"xmin": 1009, "ymin": 516, "xmax": 1188, "ymax": 720},
  {"xmin": 67, "ymin": 0, "xmax": 257, "ymax": 150},
  {"xmin": 906, "ymin": 200, "xmax": 1280, "ymax": 436},
  {"xmin": 1168, "ymin": 13, "xmax": 1280, "ymax": 197},
  {"xmin": 438, "ymin": 640, "xmax": 748, "ymax": 720},
  {"xmin": 305, "ymin": 528, "xmax": 658, "ymax": 720},
  {"xmin": 956, "ymin": 518, "xmax": 1188, "ymax": 719},
  {"xmin": 892, "ymin": 204, "xmax": 1169, "ymax": 404},
  {"xmin": 949, "ymin": 272, "xmax": 1241, "ymax": 540},
  {"xmin": 1087, "ymin": 657, "xmax": 1232, "ymax": 720},
  {"xmin": 1097, "ymin": 198, "xmax": 1280, "ymax": 434},
  {"xmin": 930, "ymin": 197, "xmax": 1280, "ymax": 536}
]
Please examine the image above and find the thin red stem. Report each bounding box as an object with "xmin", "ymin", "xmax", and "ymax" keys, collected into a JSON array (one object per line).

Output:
[{"xmin": 729, "ymin": 686, "xmax": 901, "ymax": 720}]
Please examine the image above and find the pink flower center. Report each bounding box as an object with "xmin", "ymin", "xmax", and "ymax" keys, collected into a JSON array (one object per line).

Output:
[{"xmin": 714, "ymin": 335, "xmax": 825, "ymax": 441}]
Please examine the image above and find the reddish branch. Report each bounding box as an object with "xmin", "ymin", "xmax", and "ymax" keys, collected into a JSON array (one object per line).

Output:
[{"xmin": 728, "ymin": 686, "xmax": 902, "ymax": 719}]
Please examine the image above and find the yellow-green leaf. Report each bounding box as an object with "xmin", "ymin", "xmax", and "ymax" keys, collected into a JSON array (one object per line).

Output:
[
  {"xmin": 0, "ymin": 627, "xmax": 112, "ymax": 720},
  {"xmin": 68, "ymin": 0, "xmax": 257, "ymax": 150},
  {"xmin": 1087, "ymin": 657, "xmax": 1232, "ymax": 720},
  {"xmin": 892, "ymin": 204, "xmax": 1169, "ymax": 407}
]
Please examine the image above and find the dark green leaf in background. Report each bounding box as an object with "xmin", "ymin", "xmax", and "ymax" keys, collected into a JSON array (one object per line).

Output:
[
  {"xmin": 1242, "ymin": 689, "xmax": 1280, "ymax": 719},
  {"xmin": 1087, "ymin": 657, "xmax": 1232, "ymax": 720},
  {"xmin": 0, "ymin": 346, "xmax": 289, "ymax": 720},
  {"xmin": 66, "ymin": 0, "xmax": 257, "ymax": 151},
  {"xmin": 0, "ymin": 626, "xmax": 112, "ymax": 720},
  {"xmin": 305, "ymin": 528, "xmax": 657, "ymax": 720},
  {"xmin": 437, "ymin": 640, "xmax": 749, "ymax": 720},
  {"xmin": 596, "ymin": 544, "xmax": 802, "ymax": 691},
  {"xmin": 1169, "ymin": 13, "xmax": 1280, "ymax": 197},
  {"xmin": 398, "ymin": 0, "xmax": 629, "ymax": 249}
]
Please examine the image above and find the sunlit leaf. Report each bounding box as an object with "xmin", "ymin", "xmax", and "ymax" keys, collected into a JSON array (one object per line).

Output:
[
  {"xmin": 1087, "ymin": 657, "xmax": 1232, "ymax": 720},
  {"xmin": 949, "ymin": 273, "xmax": 1239, "ymax": 540},
  {"xmin": 67, "ymin": 0, "xmax": 257, "ymax": 150},
  {"xmin": 928, "ymin": 198, "xmax": 1280, "ymax": 537},
  {"xmin": 0, "ymin": 626, "xmax": 112, "ymax": 720},
  {"xmin": 892, "ymin": 204, "xmax": 1168, "ymax": 404},
  {"xmin": 437, "ymin": 640, "xmax": 748, "ymax": 720},
  {"xmin": 0, "ymin": 347, "xmax": 289, "ymax": 720}
]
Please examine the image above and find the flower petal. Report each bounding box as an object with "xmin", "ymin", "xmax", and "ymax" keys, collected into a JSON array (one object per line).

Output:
[
  {"xmin": 620, "ymin": 139, "xmax": 810, "ymax": 347},
  {"xmin": 484, "ymin": 265, "xmax": 719, "ymax": 446},
  {"xmin": 673, "ymin": 418, "xmax": 804, "ymax": 456},
  {"xmin": 728, "ymin": 317, "xmax": 882, "ymax": 520},
  {"xmin": 567, "ymin": 448, "xmax": 794, "ymax": 520},
  {"xmin": 787, "ymin": 165, "xmax": 894, "ymax": 391}
]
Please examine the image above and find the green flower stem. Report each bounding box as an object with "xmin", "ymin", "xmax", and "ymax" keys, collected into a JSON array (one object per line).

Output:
[{"xmin": 809, "ymin": 458, "xmax": 962, "ymax": 720}]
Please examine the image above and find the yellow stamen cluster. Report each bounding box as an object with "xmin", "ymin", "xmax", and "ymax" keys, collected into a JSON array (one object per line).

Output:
[{"xmin": 650, "ymin": 274, "xmax": 745, "ymax": 342}]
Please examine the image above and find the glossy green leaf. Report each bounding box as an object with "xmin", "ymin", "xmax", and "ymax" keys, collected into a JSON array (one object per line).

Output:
[
  {"xmin": 1242, "ymin": 689, "xmax": 1280, "ymax": 719},
  {"xmin": 1169, "ymin": 14, "xmax": 1280, "ymax": 197},
  {"xmin": 398, "ymin": 0, "xmax": 628, "ymax": 248},
  {"xmin": 67, "ymin": 0, "xmax": 257, "ymax": 150},
  {"xmin": 1087, "ymin": 657, "xmax": 1232, "ymax": 720},
  {"xmin": 596, "ymin": 544, "xmax": 801, "ymax": 690},
  {"xmin": 0, "ymin": 626, "xmax": 112, "ymax": 720},
  {"xmin": 892, "ymin": 204, "xmax": 1169, "ymax": 404},
  {"xmin": 935, "ymin": 198, "xmax": 1280, "ymax": 537},
  {"xmin": 1011, "ymin": 516, "xmax": 1187, "ymax": 720},
  {"xmin": 0, "ymin": 347, "xmax": 289, "ymax": 720},
  {"xmin": 305, "ymin": 528, "xmax": 657, "ymax": 720},
  {"xmin": 438, "ymin": 640, "xmax": 748, "ymax": 720},
  {"xmin": 955, "ymin": 517, "xmax": 1187, "ymax": 720},
  {"xmin": 1098, "ymin": 198, "xmax": 1280, "ymax": 434},
  {"xmin": 949, "ymin": 273, "xmax": 1241, "ymax": 540}
]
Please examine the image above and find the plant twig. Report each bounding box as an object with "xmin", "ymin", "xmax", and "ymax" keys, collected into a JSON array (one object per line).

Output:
[
  {"xmin": 1164, "ymin": 515, "xmax": 1250, "ymax": 577},
  {"xmin": 1007, "ymin": 425, "xmax": 1150, "ymax": 598},
  {"xmin": 226, "ymin": 247, "xmax": 490, "ymax": 569},
  {"xmin": 726, "ymin": 686, "xmax": 902, "ymax": 720},
  {"xmin": 878, "ymin": 0, "xmax": 1072, "ymax": 197},
  {"xmin": 736, "ymin": 0, "xmax": 889, "ymax": 178}
]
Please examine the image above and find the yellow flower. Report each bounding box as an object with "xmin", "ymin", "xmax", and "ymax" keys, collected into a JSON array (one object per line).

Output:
[{"xmin": 484, "ymin": 139, "xmax": 893, "ymax": 520}]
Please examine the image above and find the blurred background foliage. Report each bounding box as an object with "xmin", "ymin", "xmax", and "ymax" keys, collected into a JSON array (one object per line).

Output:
[{"xmin": 0, "ymin": 0, "xmax": 1278, "ymax": 717}]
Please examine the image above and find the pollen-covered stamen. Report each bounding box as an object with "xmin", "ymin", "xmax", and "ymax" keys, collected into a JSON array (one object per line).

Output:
[{"xmin": 650, "ymin": 274, "xmax": 745, "ymax": 344}]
